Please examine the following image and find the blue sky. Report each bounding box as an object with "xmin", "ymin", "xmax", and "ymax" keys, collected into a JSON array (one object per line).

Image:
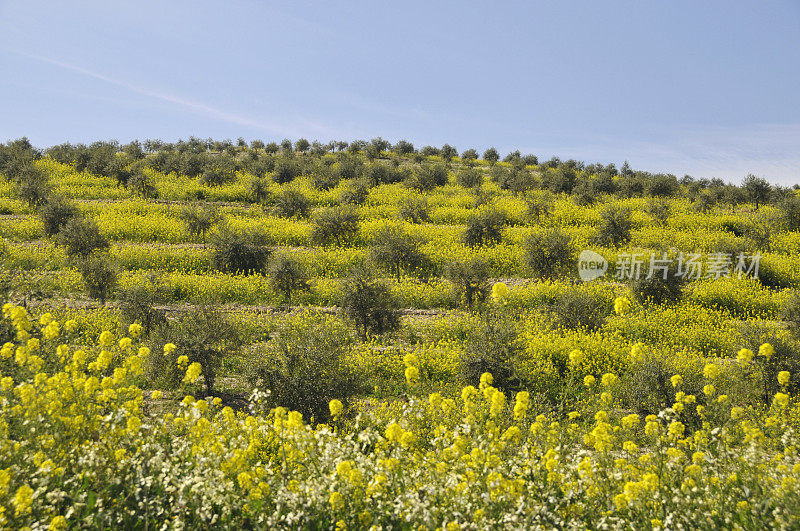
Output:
[{"xmin": 1, "ymin": 0, "xmax": 799, "ymax": 184}]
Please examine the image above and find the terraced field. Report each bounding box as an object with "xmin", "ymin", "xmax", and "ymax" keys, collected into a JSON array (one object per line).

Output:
[{"xmin": 1, "ymin": 139, "xmax": 799, "ymax": 528}]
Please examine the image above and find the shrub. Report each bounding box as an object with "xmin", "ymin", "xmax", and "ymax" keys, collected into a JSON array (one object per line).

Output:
[
  {"xmin": 108, "ymin": 157, "xmax": 133, "ymax": 187},
  {"xmin": 248, "ymin": 311, "xmax": 364, "ymax": 422},
  {"xmin": 459, "ymin": 308, "xmax": 522, "ymax": 394},
  {"xmin": 311, "ymin": 164, "xmax": 341, "ymax": 190},
  {"xmin": 294, "ymin": 138, "xmax": 310, "ymax": 153},
  {"xmin": 268, "ymin": 253, "xmax": 310, "ymax": 304},
  {"xmin": 58, "ymin": 216, "xmax": 109, "ymax": 259},
  {"xmin": 393, "ymin": 140, "xmax": 416, "ymax": 156},
  {"xmin": 397, "ymin": 195, "xmax": 430, "ymax": 224},
  {"xmin": 78, "ymin": 253, "xmax": 117, "ymax": 304},
  {"xmin": 149, "ymin": 307, "xmax": 240, "ymax": 396},
  {"xmin": 572, "ymin": 181, "xmax": 597, "ymax": 206},
  {"xmin": 779, "ymin": 194, "xmax": 800, "ymax": 231},
  {"xmin": 405, "ymin": 163, "xmax": 449, "ymax": 191},
  {"xmin": 339, "ymin": 179, "xmax": 370, "ymax": 205},
  {"xmin": 595, "ymin": 204, "xmax": 632, "ymax": 247},
  {"xmin": 445, "ymin": 257, "xmax": 490, "ymax": 309},
  {"xmin": 645, "ymin": 197, "xmax": 672, "ymax": 225},
  {"xmin": 647, "ymin": 174, "xmax": 679, "ymax": 197},
  {"xmin": 483, "ymin": 147, "xmax": 500, "ymax": 164},
  {"xmin": 366, "ymin": 161, "xmax": 406, "ymax": 186},
  {"xmin": 244, "ymin": 155, "xmax": 275, "ymax": 178},
  {"xmin": 742, "ymin": 174, "xmax": 771, "ymax": 209},
  {"xmin": 118, "ymin": 276, "xmax": 167, "ymax": 336},
  {"xmin": 460, "ymin": 149, "xmax": 479, "ymax": 165},
  {"xmin": 0, "ymin": 137, "xmax": 40, "ymax": 177},
  {"xmin": 179, "ymin": 204, "xmax": 220, "ymax": 242},
  {"xmin": 16, "ymin": 165, "xmax": 51, "ymax": 206},
  {"xmin": 547, "ymin": 290, "xmax": 610, "ymax": 331},
  {"xmin": 456, "ymin": 167, "xmax": 483, "ymax": 189},
  {"xmin": 334, "ymin": 157, "xmax": 364, "ymax": 181},
  {"xmin": 440, "ymin": 144, "xmax": 457, "ymax": 161},
  {"xmin": 463, "ymin": 208, "xmax": 506, "ymax": 247},
  {"xmin": 274, "ymin": 189, "xmax": 311, "ymax": 219},
  {"xmin": 738, "ymin": 323, "xmax": 800, "ymax": 401},
  {"xmin": 272, "ymin": 157, "xmax": 300, "ymax": 184},
  {"xmin": 783, "ymin": 291, "xmax": 800, "ymax": 337},
  {"xmin": 543, "ymin": 167, "xmax": 577, "ymax": 194},
  {"xmin": 525, "ymin": 191, "xmax": 554, "ymax": 223},
  {"xmin": 523, "ymin": 228, "xmax": 575, "ymax": 280},
  {"xmin": 499, "ymin": 168, "xmax": 536, "ymax": 194},
  {"xmin": 210, "ymin": 224, "xmax": 271, "ymax": 274},
  {"xmin": 756, "ymin": 262, "xmax": 793, "ymax": 290},
  {"xmin": 311, "ymin": 205, "xmax": 360, "ymax": 246},
  {"xmin": 340, "ymin": 264, "xmax": 401, "ymax": 339},
  {"xmin": 201, "ymin": 158, "xmax": 237, "ymax": 186},
  {"xmin": 628, "ymin": 256, "xmax": 686, "ymax": 305},
  {"xmin": 369, "ymin": 226, "xmax": 429, "ymax": 280},
  {"xmin": 743, "ymin": 215, "xmax": 774, "ymax": 252},
  {"xmin": 622, "ymin": 347, "xmax": 705, "ymax": 416},
  {"xmin": 248, "ymin": 176, "xmax": 272, "ymax": 204},
  {"xmin": 40, "ymin": 198, "xmax": 79, "ymax": 237},
  {"xmin": 128, "ymin": 171, "xmax": 158, "ymax": 198}
]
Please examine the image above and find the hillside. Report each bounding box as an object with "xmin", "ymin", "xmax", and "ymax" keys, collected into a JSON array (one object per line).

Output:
[{"xmin": 0, "ymin": 137, "xmax": 799, "ymax": 528}]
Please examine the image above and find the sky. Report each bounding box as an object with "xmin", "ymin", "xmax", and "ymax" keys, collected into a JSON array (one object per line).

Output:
[{"xmin": 1, "ymin": 0, "xmax": 799, "ymax": 185}]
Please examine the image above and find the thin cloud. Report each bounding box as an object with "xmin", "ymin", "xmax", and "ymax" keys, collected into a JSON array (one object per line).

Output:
[{"xmin": 12, "ymin": 50, "xmax": 340, "ymax": 138}]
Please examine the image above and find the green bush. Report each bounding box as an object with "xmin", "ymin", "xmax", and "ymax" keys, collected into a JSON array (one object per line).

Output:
[
  {"xmin": 179, "ymin": 204, "xmax": 220, "ymax": 242},
  {"xmin": 405, "ymin": 163, "xmax": 448, "ymax": 191},
  {"xmin": 201, "ymin": 158, "xmax": 237, "ymax": 186},
  {"xmin": 248, "ymin": 176, "xmax": 272, "ymax": 204},
  {"xmin": 369, "ymin": 226, "xmax": 430, "ymax": 280},
  {"xmin": 738, "ymin": 323, "xmax": 800, "ymax": 402},
  {"xmin": 366, "ymin": 161, "xmax": 406, "ymax": 186},
  {"xmin": 692, "ymin": 190, "xmax": 717, "ymax": 213},
  {"xmin": 118, "ymin": 275, "xmax": 168, "ymax": 336},
  {"xmin": 595, "ymin": 204, "xmax": 632, "ymax": 247},
  {"xmin": 58, "ymin": 216, "xmax": 110, "ymax": 259},
  {"xmin": 40, "ymin": 198, "xmax": 79, "ymax": 237},
  {"xmin": 311, "ymin": 164, "xmax": 341, "ymax": 190},
  {"xmin": 272, "ymin": 157, "xmax": 300, "ymax": 184},
  {"xmin": 274, "ymin": 190, "xmax": 311, "ymax": 219},
  {"xmin": 459, "ymin": 308, "xmax": 522, "ymax": 394},
  {"xmin": 397, "ymin": 195, "xmax": 430, "ymax": 223},
  {"xmin": 128, "ymin": 171, "xmax": 158, "ymax": 198},
  {"xmin": 456, "ymin": 167, "xmax": 483, "ymax": 189},
  {"xmin": 779, "ymin": 194, "xmax": 800, "ymax": 231},
  {"xmin": 547, "ymin": 290, "xmax": 610, "ymax": 332},
  {"xmin": 248, "ymin": 311, "xmax": 365, "ymax": 422},
  {"xmin": 78, "ymin": 253, "xmax": 117, "ymax": 304},
  {"xmin": 645, "ymin": 197, "xmax": 672, "ymax": 226},
  {"xmin": 268, "ymin": 253, "xmax": 310, "ymax": 304},
  {"xmin": 445, "ymin": 257, "xmax": 489, "ymax": 309},
  {"xmin": 621, "ymin": 347, "xmax": 704, "ymax": 417},
  {"xmin": 311, "ymin": 205, "xmax": 360, "ymax": 246},
  {"xmin": 628, "ymin": 256, "xmax": 685, "ymax": 306},
  {"xmin": 16, "ymin": 165, "xmax": 51, "ymax": 207},
  {"xmin": 149, "ymin": 307, "xmax": 241, "ymax": 396},
  {"xmin": 783, "ymin": 291, "xmax": 800, "ymax": 337},
  {"xmin": 210, "ymin": 224, "xmax": 271, "ymax": 274},
  {"xmin": 525, "ymin": 191, "xmax": 554, "ymax": 223},
  {"xmin": 463, "ymin": 208, "xmax": 506, "ymax": 247},
  {"xmin": 523, "ymin": 228, "xmax": 575, "ymax": 280},
  {"xmin": 340, "ymin": 264, "xmax": 401, "ymax": 339},
  {"xmin": 339, "ymin": 179, "xmax": 370, "ymax": 205}
]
